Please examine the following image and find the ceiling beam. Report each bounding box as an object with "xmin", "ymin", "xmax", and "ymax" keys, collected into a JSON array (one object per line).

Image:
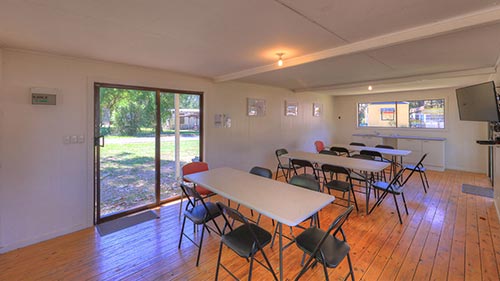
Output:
[
  {"xmin": 299, "ymin": 67, "xmax": 496, "ymax": 96},
  {"xmin": 215, "ymin": 6, "xmax": 500, "ymax": 82}
]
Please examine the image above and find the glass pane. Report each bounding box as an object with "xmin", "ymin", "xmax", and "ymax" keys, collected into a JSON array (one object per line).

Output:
[
  {"xmin": 99, "ymin": 88, "xmax": 156, "ymax": 217},
  {"xmin": 403, "ymin": 99, "xmax": 445, "ymax": 129},
  {"xmin": 358, "ymin": 102, "xmax": 396, "ymax": 127},
  {"xmin": 179, "ymin": 94, "xmax": 201, "ymax": 164}
]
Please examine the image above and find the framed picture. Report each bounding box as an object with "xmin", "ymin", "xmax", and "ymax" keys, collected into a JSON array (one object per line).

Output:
[
  {"xmin": 285, "ymin": 100, "xmax": 298, "ymax": 116},
  {"xmin": 313, "ymin": 103, "xmax": 322, "ymax": 117},
  {"xmin": 214, "ymin": 114, "xmax": 223, "ymax": 128},
  {"xmin": 247, "ymin": 98, "xmax": 266, "ymax": 116}
]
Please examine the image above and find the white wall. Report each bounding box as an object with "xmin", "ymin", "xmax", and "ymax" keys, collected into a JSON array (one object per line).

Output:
[
  {"xmin": 332, "ymin": 88, "xmax": 488, "ymax": 173},
  {"xmin": 0, "ymin": 49, "xmax": 335, "ymax": 253},
  {"xmin": 206, "ymin": 82, "xmax": 335, "ymax": 171}
]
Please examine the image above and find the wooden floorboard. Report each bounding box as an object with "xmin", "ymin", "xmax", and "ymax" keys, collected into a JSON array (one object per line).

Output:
[{"xmin": 1, "ymin": 169, "xmax": 499, "ymax": 280}]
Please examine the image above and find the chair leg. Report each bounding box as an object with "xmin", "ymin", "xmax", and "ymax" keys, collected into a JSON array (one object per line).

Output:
[
  {"xmin": 260, "ymin": 248, "xmax": 279, "ymax": 281},
  {"xmin": 402, "ymin": 192, "xmax": 409, "ymax": 214},
  {"xmin": 215, "ymin": 242, "xmax": 224, "ymax": 281},
  {"xmin": 178, "ymin": 216, "xmax": 187, "ymax": 248},
  {"xmin": 393, "ymin": 193, "xmax": 403, "ymax": 224},
  {"xmin": 275, "ymin": 166, "xmax": 280, "ymax": 180},
  {"xmin": 196, "ymin": 224, "xmax": 206, "ymax": 266},
  {"xmin": 322, "ymin": 260, "xmax": 330, "ymax": 281},
  {"xmin": 346, "ymin": 253, "xmax": 355, "ymax": 281},
  {"xmin": 248, "ymin": 254, "xmax": 255, "ymax": 281},
  {"xmin": 351, "ymin": 188, "xmax": 359, "ymax": 212},
  {"xmin": 418, "ymin": 172, "xmax": 427, "ymax": 193},
  {"xmin": 270, "ymin": 223, "xmax": 279, "ymax": 248},
  {"xmin": 423, "ymin": 171, "xmax": 430, "ymax": 190}
]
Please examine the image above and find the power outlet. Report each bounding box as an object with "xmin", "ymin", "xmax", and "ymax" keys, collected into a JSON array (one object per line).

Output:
[
  {"xmin": 78, "ymin": 135, "xmax": 85, "ymax": 143},
  {"xmin": 70, "ymin": 135, "xmax": 78, "ymax": 144}
]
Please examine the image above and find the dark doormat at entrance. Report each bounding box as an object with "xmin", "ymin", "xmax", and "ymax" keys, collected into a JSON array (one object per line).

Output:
[
  {"xmin": 97, "ymin": 210, "xmax": 159, "ymax": 236},
  {"xmin": 462, "ymin": 184, "xmax": 494, "ymax": 198}
]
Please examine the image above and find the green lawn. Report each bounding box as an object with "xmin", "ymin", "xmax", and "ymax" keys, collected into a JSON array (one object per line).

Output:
[{"xmin": 99, "ymin": 137, "xmax": 199, "ymax": 216}]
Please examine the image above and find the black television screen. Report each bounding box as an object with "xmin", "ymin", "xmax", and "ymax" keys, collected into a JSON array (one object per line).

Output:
[{"xmin": 456, "ymin": 81, "xmax": 500, "ymax": 122}]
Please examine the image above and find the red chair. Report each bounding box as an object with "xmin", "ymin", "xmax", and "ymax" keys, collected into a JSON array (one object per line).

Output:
[
  {"xmin": 179, "ymin": 162, "xmax": 214, "ymax": 216},
  {"xmin": 314, "ymin": 141, "xmax": 325, "ymax": 153},
  {"xmin": 182, "ymin": 162, "xmax": 213, "ymax": 196}
]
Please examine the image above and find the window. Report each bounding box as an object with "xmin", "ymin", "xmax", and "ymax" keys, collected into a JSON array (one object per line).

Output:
[{"xmin": 358, "ymin": 98, "xmax": 444, "ymax": 129}]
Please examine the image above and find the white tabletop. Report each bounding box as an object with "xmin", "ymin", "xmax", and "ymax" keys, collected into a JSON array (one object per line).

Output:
[
  {"xmin": 184, "ymin": 167, "xmax": 334, "ymax": 226},
  {"xmin": 329, "ymin": 144, "xmax": 411, "ymax": 157},
  {"xmin": 286, "ymin": 151, "xmax": 390, "ymax": 173}
]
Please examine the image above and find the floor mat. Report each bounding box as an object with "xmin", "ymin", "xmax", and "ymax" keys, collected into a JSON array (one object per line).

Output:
[
  {"xmin": 96, "ymin": 210, "xmax": 159, "ymax": 236},
  {"xmin": 461, "ymin": 184, "xmax": 494, "ymax": 198}
]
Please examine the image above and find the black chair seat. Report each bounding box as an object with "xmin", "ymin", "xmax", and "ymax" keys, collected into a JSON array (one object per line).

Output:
[
  {"xmin": 372, "ymin": 181, "xmax": 404, "ymax": 195},
  {"xmin": 324, "ymin": 180, "xmax": 351, "ymax": 193},
  {"xmin": 184, "ymin": 201, "xmax": 221, "ymax": 224},
  {"xmin": 296, "ymin": 227, "xmax": 351, "ymax": 268},
  {"xmin": 221, "ymin": 224, "xmax": 272, "ymax": 258}
]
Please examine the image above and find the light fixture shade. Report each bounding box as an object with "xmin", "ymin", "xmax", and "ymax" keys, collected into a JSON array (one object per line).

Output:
[{"xmin": 276, "ymin": 52, "xmax": 285, "ymax": 67}]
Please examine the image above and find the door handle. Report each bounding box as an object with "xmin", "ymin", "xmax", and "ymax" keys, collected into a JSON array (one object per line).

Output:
[{"xmin": 95, "ymin": 135, "xmax": 105, "ymax": 147}]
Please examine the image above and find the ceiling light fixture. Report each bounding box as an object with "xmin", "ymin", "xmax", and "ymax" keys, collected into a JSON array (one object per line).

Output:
[
  {"xmin": 368, "ymin": 85, "xmax": 373, "ymax": 91},
  {"xmin": 276, "ymin": 53, "xmax": 285, "ymax": 67}
]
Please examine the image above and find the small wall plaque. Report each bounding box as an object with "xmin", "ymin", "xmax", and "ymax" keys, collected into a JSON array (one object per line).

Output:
[{"xmin": 32, "ymin": 94, "xmax": 56, "ymax": 105}]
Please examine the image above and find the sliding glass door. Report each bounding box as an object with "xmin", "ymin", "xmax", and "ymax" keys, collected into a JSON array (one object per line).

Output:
[{"xmin": 94, "ymin": 83, "xmax": 202, "ymax": 223}]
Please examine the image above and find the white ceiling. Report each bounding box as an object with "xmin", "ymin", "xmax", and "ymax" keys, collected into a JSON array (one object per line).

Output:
[{"xmin": 1, "ymin": 0, "xmax": 500, "ymax": 95}]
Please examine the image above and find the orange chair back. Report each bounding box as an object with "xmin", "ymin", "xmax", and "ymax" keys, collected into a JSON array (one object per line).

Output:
[
  {"xmin": 314, "ymin": 141, "xmax": 325, "ymax": 153},
  {"xmin": 182, "ymin": 162, "xmax": 212, "ymax": 195}
]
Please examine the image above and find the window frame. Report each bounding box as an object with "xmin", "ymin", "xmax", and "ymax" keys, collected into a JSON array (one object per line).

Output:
[{"xmin": 357, "ymin": 98, "xmax": 446, "ymax": 130}]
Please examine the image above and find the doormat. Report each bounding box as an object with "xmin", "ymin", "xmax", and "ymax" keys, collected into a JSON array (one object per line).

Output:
[
  {"xmin": 97, "ymin": 210, "xmax": 159, "ymax": 236},
  {"xmin": 462, "ymin": 184, "xmax": 494, "ymax": 198}
]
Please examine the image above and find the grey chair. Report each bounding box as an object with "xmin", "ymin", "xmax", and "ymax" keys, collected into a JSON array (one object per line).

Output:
[
  {"xmin": 360, "ymin": 149, "xmax": 391, "ymax": 180},
  {"xmin": 375, "ymin": 144, "xmax": 394, "ymax": 149},
  {"xmin": 349, "ymin": 142, "xmax": 366, "ymax": 147},
  {"xmin": 178, "ymin": 184, "xmax": 222, "ymax": 266},
  {"xmin": 275, "ymin": 148, "xmax": 292, "ymax": 182},
  {"xmin": 321, "ymin": 164, "xmax": 359, "ymax": 212},
  {"xmin": 403, "ymin": 153, "xmax": 430, "ymax": 193},
  {"xmin": 215, "ymin": 202, "xmax": 278, "ymax": 281},
  {"xmin": 294, "ymin": 206, "xmax": 355, "ymax": 281}
]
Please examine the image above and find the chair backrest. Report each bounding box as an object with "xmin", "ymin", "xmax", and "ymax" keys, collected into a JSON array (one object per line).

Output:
[
  {"xmin": 289, "ymin": 175, "xmax": 320, "ymax": 192},
  {"xmin": 375, "ymin": 144, "xmax": 394, "ymax": 149},
  {"xmin": 349, "ymin": 142, "xmax": 366, "ymax": 147},
  {"xmin": 330, "ymin": 146, "xmax": 350, "ymax": 156},
  {"xmin": 314, "ymin": 141, "xmax": 325, "ymax": 153},
  {"xmin": 216, "ymin": 202, "xmax": 262, "ymax": 246},
  {"xmin": 180, "ymin": 183, "xmax": 207, "ymax": 210},
  {"xmin": 360, "ymin": 150, "xmax": 383, "ymax": 161},
  {"xmin": 249, "ymin": 166, "xmax": 273, "ymax": 179},
  {"xmin": 291, "ymin": 159, "xmax": 318, "ymax": 179},
  {"xmin": 321, "ymin": 164, "xmax": 349, "ymax": 176},
  {"xmin": 350, "ymin": 154, "xmax": 375, "ymax": 161},
  {"xmin": 319, "ymin": 150, "xmax": 338, "ymax": 156},
  {"xmin": 275, "ymin": 148, "xmax": 288, "ymax": 157},
  {"xmin": 182, "ymin": 162, "xmax": 209, "ymax": 177}
]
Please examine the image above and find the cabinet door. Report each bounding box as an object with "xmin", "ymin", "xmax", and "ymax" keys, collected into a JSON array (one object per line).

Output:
[
  {"xmin": 397, "ymin": 139, "xmax": 422, "ymax": 164},
  {"xmin": 422, "ymin": 140, "xmax": 445, "ymax": 168}
]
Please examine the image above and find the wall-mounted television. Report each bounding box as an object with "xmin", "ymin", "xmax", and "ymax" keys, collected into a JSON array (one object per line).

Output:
[{"xmin": 456, "ymin": 81, "xmax": 500, "ymax": 122}]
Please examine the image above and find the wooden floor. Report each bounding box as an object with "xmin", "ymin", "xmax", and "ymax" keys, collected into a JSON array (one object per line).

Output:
[{"xmin": 1, "ymin": 170, "xmax": 500, "ymax": 280}]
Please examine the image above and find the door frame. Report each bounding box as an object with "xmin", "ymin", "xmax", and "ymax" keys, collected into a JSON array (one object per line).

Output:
[{"xmin": 93, "ymin": 82, "xmax": 204, "ymax": 224}]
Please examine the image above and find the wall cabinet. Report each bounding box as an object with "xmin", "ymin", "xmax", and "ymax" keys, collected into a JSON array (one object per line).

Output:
[{"xmin": 397, "ymin": 139, "xmax": 445, "ymax": 171}]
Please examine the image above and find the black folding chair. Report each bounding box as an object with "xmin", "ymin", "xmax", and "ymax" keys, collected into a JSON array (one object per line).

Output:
[
  {"xmin": 403, "ymin": 153, "xmax": 430, "ymax": 193},
  {"xmin": 291, "ymin": 158, "xmax": 319, "ymax": 180},
  {"xmin": 294, "ymin": 206, "xmax": 355, "ymax": 281},
  {"xmin": 321, "ymin": 164, "xmax": 359, "ymax": 212},
  {"xmin": 178, "ymin": 184, "xmax": 222, "ymax": 266},
  {"xmin": 215, "ymin": 202, "xmax": 278, "ymax": 281},
  {"xmin": 275, "ymin": 148, "xmax": 292, "ymax": 182},
  {"xmin": 330, "ymin": 146, "xmax": 350, "ymax": 157}
]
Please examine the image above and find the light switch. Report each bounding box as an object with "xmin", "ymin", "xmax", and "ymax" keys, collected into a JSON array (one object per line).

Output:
[
  {"xmin": 78, "ymin": 135, "xmax": 85, "ymax": 143},
  {"xmin": 70, "ymin": 135, "xmax": 78, "ymax": 143}
]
